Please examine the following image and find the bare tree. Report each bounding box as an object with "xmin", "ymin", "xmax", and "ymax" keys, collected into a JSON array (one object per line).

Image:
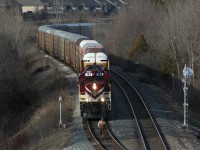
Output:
[
  {"xmin": 106, "ymin": 0, "xmax": 158, "ymax": 64},
  {"xmin": 0, "ymin": 11, "xmax": 31, "ymax": 58},
  {"xmin": 162, "ymin": 0, "xmax": 200, "ymax": 86},
  {"xmin": 0, "ymin": 9, "xmax": 37, "ymax": 143}
]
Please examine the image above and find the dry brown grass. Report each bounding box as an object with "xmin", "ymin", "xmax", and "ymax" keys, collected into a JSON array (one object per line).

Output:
[
  {"xmin": 0, "ymin": 45, "xmax": 74, "ymax": 150},
  {"xmin": 3, "ymin": 94, "xmax": 73, "ymax": 150},
  {"xmin": 24, "ymin": 91, "xmax": 73, "ymax": 149},
  {"xmin": 23, "ymin": 47, "xmax": 74, "ymax": 149}
]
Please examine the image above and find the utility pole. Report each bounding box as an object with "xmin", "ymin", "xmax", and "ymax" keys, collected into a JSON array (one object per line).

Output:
[{"xmin": 54, "ymin": 0, "xmax": 63, "ymax": 24}]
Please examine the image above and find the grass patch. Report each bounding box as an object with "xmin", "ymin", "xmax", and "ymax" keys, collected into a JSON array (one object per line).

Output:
[{"xmin": 0, "ymin": 46, "xmax": 74, "ymax": 150}]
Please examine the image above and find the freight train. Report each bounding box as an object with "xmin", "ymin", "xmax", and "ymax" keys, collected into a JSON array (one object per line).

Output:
[{"xmin": 37, "ymin": 23, "xmax": 111, "ymax": 118}]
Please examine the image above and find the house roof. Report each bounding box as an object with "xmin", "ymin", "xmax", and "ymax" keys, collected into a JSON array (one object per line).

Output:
[
  {"xmin": 66, "ymin": 0, "xmax": 99, "ymax": 7},
  {"xmin": 16, "ymin": 0, "xmax": 44, "ymax": 6},
  {"xmin": 95, "ymin": 0, "xmax": 108, "ymax": 3}
]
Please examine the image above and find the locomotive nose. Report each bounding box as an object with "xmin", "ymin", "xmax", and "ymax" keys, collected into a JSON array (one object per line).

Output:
[{"xmin": 86, "ymin": 83, "xmax": 104, "ymax": 92}]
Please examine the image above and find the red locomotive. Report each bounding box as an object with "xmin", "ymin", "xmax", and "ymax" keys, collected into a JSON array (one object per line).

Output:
[
  {"xmin": 37, "ymin": 24, "xmax": 111, "ymax": 118},
  {"xmin": 78, "ymin": 40, "xmax": 111, "ymax": 118}
]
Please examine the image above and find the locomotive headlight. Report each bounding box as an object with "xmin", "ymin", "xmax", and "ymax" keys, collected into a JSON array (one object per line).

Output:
[
  {"xmin": 93, "ymin": 83, "xmax": 97, "ymax": 90},
  {"xmin": 101, "ymin": 97, "xmax": 105, "ymax": 102}
]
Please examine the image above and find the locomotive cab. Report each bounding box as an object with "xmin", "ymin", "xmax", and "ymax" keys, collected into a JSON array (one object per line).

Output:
[{"xmin": 78, "ymin": 64, "xmax": 111, "ymax": 118}]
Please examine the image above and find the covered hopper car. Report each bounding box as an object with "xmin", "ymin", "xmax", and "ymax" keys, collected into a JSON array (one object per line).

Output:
[{"xmin": 37, "ymin": 24, "xmax": 111, "ymax": 118}]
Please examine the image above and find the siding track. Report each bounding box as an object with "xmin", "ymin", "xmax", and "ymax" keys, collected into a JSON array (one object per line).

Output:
[{"xmin": 111, "ymin": 69, "xmax": 168, "ymax": 150}]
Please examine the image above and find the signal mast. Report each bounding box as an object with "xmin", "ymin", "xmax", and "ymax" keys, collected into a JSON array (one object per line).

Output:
[{"xmin": 182, "ymin": 64, "xmax": 193, "ymax": 128}]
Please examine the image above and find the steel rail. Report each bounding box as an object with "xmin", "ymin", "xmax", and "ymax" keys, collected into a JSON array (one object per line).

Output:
[
  {"xmin": 105, "ymin": 121, "xmax": 127, "ymax": 150},
  {"xmin": 111, "ymin": 75, "xmax": 147, "ymax": 150},
  {"xmin": 86, "ymin": 119, "xmax": 105, "ymax": 150},
  {"xmin": 111, "ymin": 69, "xmax": 168, "ymax": 150},
  {"xmin": 86, "ymin": 119, "xmax": 126, "ymax": 150}
]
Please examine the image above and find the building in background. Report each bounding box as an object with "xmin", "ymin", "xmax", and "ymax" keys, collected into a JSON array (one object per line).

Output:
[{"xmin": 16, "ymin": 0, "xmax": 44, "ymax": 13}]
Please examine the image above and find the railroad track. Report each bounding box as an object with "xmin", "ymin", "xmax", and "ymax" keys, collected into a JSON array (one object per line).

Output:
[
  {"xmin": 83, "ymin": 119, "xmax": 126, "ymax": 150},
  {"xmin": 111, "ymin": 69, "xmax": 168, "ymax": 150}
]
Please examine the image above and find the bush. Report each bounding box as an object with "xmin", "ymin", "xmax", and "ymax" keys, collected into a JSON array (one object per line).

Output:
[
  {"xmin": 160, "ymin": 49, "xmax": 176, "ymax": 76},
  {"xmin": 0, "ymin": 10, "xmax": 39, "ymax": 144},
  {"xmin": 128, "ymin": 35, "xmax": 149, "ymax": 59}
]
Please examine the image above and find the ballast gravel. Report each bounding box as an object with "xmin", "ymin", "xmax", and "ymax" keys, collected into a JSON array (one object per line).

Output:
[{"xmin": 48, "ymin": 56, "xmax": 94, "ymax": 150}]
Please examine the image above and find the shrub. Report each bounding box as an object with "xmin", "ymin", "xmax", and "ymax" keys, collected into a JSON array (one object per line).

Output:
[
  {"xmin": 160, "ymin": 49, "xmax": 176, "ymax": 76},
  {"xmin": 128, "ymin": 35, "xmax": 149, "ymax": 59}
]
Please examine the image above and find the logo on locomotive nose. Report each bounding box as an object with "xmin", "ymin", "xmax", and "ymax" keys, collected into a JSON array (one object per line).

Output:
[{"xmin": 92, "ymin": 90, "xmax": 97, "ymax": 96}]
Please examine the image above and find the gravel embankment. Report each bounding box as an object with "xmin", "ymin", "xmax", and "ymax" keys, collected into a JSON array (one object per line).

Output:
[{"xmin": 48, "ymin": 56, "xmax": 95, "ymax": 150}]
